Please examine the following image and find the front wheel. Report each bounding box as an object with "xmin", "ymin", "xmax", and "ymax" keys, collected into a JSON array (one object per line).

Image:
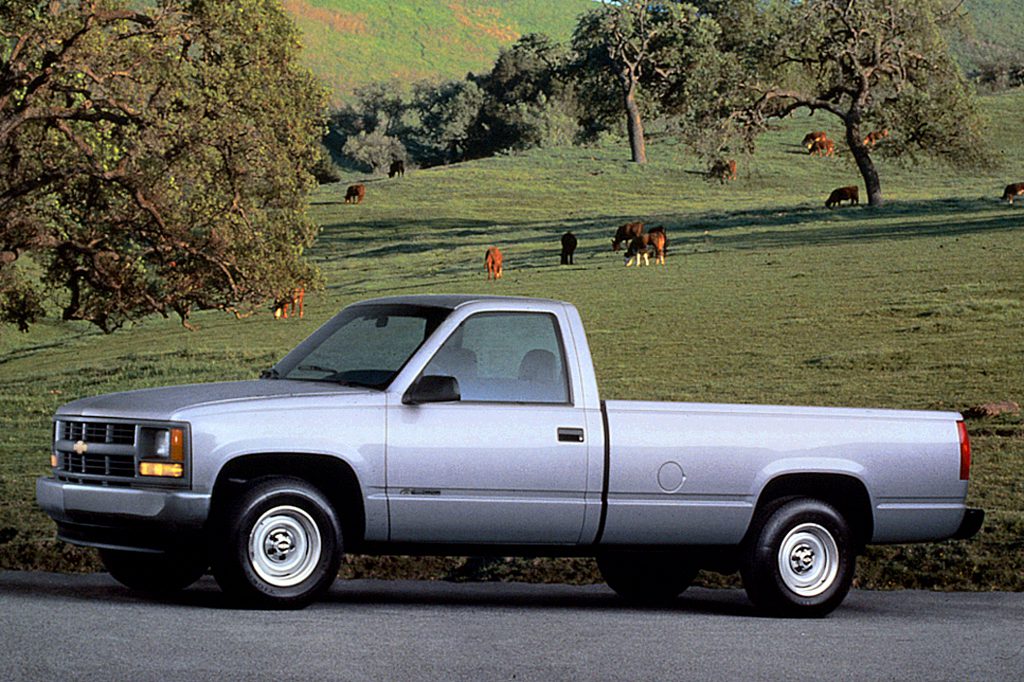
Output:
[
  {"xmin": 99, "ymin": 547, "xmax": 207, "ymax": 594},
  {"xmin": 740, "ymin": 498, "xmax": 854, "ymax": 618},
  {"xmin": 210, "ymin": 477, "xmax": 342, "ymax": 609}
]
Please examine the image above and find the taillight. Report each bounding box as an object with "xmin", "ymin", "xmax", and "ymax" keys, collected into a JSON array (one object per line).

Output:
[{"xmin": 957, "ymin": 421, "xmax": 971, "ymax": 481}]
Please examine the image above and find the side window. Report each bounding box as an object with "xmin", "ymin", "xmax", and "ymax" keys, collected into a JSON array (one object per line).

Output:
[{"xmin": 423, "ymin": 312, "xmax": 570, "ymax": 404}]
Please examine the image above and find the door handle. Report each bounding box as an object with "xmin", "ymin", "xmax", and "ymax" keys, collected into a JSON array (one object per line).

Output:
[{"xmin": 557, "ymin": 427, "xmax": 585, "ymax": 443}]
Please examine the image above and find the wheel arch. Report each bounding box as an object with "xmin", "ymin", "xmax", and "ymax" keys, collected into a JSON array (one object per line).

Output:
[
  {"xmin": 753, "ymin": 473, "xmax": 873, "ymax": 551},
  {"xmin": 210, "ymin": 453, "xmax": 366, "ymax": 550}
]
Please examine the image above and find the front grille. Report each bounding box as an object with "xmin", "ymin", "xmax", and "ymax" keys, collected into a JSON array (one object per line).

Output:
[
  {"xmin": 54, "ymin": 419, "xmax": 138, "ymax": 483},
  {"xmin": 61, "ymin": 421, "xmax": 135, "ymax": 446},
  {"xmin": 52, "ymin": 417, "xmax": 189, "ymax": 488},
  {"xmin": 63, "ymin": 451, "xmax": 137, "ymax": 477}
]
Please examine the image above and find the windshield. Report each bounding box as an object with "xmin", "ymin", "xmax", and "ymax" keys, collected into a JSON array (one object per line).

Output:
[{"xmin": 271, "ymin": 304, "xmax": 451, "ymax": 389}]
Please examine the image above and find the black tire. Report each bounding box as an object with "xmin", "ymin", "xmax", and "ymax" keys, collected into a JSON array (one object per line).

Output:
[
  {"xmin": 597, "ymin": 551, "xmax": 699, "ymax": 606},
  {"xmin": 740, "ymin": 498, "xmax": 854, "ymax": 618},
  {"xmin": 209, "ymin": 477, "xmax": 342, "ymax": 609},
  {"xmin": 99, "ymin": 547, "xmax": 207, "ymax": 594}
]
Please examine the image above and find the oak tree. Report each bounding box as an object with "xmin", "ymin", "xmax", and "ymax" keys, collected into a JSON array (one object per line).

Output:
[
  {"xmin": 573, "ymin": 1, "xmax": 722, "ymax": 164},
  {"xmin": 0, "ymin": 0, "xmax": 327, "ymax": 332},
  {"xmin": 740, "ymin": 0, "xmax": 985, "ymax": 206}
]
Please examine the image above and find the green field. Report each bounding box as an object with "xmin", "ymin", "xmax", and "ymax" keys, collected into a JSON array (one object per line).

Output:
[{"xmin": 2, "ymin": 91, "xmax": 1022, "ymax": 589}]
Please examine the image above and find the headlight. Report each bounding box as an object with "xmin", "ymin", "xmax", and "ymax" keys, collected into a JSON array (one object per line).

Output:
[{"xmin": 139, "ymin": 426, "xmax": 186, "ymax": 478}]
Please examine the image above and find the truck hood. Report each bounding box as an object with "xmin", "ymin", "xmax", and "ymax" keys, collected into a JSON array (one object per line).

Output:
[{"xmin": 55, "ymin": 379, "xmax": 375, "ymax": 421}]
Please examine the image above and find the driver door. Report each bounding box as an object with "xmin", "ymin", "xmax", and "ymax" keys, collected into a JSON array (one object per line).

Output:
[{"xmin": 386, "ymin": 311, "xmax": 591, "ymax": 544}]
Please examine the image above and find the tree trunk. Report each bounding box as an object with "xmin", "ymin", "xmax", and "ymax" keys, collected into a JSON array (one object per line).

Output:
[
  {"xmin": 620, "ymin": 70, "xmax": 647, "ymax": 164},
  {"xmin": 846, "ymin": 124, "xmax": 882, "ymax": 206}
]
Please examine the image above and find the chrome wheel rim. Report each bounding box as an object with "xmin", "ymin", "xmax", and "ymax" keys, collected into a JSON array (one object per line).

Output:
[
  {"xmin": 777, "ymin": 523, "xmax": 839, "ymax": 597},
  {"xmin": 249, "ymin": 505, "xmax": 322, "ymax": 588}
]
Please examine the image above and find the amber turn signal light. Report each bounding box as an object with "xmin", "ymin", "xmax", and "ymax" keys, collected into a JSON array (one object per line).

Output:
[{"xmin": 139, "ymin": 461, "xmax": 184, "ymax": 478}]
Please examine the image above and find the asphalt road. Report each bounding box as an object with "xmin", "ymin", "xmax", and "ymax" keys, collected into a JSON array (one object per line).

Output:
[{"xmin": 1, "ymin": 571, "xmax": 1021, "ymax": 681}]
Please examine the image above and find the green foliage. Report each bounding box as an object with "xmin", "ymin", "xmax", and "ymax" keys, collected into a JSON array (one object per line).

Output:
[
  {"xmin": 342, "ymin": 129, "xmax": 406, "ymax": 174},
  {"xmin": 409, "ymin": 79, "xmax": 486, "ymax": 165},
  {"xmin": 310, "ymin": 144, "xmax": 344, "ymax": 184},
  {"xmin": 472, "ymin": 34, "xmax": 581, "ymax": 153},
  {"xmin": 332, "ymin": 33, "xmax": 582, "ymax": 168},
  {"xmin": 570, "ymin": 1, "xmax": 727, "ymax": 162},
  {"xmin": 0, "ymin": 0, "xmax": 328, "ymax": 332}
]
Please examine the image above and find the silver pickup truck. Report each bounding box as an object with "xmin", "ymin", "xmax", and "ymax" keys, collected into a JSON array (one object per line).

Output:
[{"xmin": 37, "ymin": 294, "xmax": 983, "ymax": 616}]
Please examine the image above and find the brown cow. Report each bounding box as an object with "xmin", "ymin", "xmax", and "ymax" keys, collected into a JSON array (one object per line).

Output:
[
  {"xmin": 485, "ymin": 247, "xmax": 503, "ymax": 280},
  {"xmin": 709, "ymin": 158, "xmax": 737, "ymax": 183},
  {"xmin": 863, "ymin": 129, "xmax": 889, "ymax": 148},
  {"xmin": 825, "ymin": 186, "xmax": 859, "ymax": 209},
  {"xmin": 647, "ymin": 226, "xmax": 667, "ymax": 265},
  {"xmin": 560, "ymin": 231, "xmax": 577, "ymax": 265},
  {"xmin": 624, "ymin": 226, "xmax": 667, "ymax": 267},
  {"xmin": 273, "ymin": 288, "xmax": 305, "ymax": 320},
  {"xmin": 388, "ymin": 160, "xmax": 405, "ymax": 178},
  {"xmin": 1002, "ymin": 182, "xmax": 1024, "ymax": 204},
  {"xmin": 802, "ymin": 131, "xmax": 828, "ymax": 149},
  {"xmin": 345, "ymin": 183, "xmax": 365, "ymax": 204},
  {"xmin": 809, "ymin": 139, "xmax": 836, "ymax": 157},
  {"xmin": 624, "ymin": 234, "xmax": 651, "ymax": 267},
  {"xmin": 611, "ymin": 221, "xmax": 644, "ymax": 251}
]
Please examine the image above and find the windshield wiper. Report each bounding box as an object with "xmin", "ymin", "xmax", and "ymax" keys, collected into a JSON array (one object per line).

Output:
[
  {"xmin": 260, "ymin": 367, "xmax": 280, "ymax": 379},
  {"xmin": 297, "ymin": 364, "xmax": 338, "ymax": 375}
]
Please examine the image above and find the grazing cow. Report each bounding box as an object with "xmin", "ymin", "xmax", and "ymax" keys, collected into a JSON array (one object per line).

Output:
[
  {"xmin": 709, "ymin": 158, "xmax": 737, "ymax": 183},
  {"xmin": 344, "ymin": 183, "xmax": 365, "ymax": 204},
  {"xmin": 647, "ymin": 226, "xmax": 667, "ymax": 265},
  {"xmin": 809, "ymin": 138, "xmax": 836, "ymax": 157},
  {"xmin": 802, "ymin": 131, "xmax": 828, "ymax": 149},
  {"xmin": 485, "ymin": 247, "xmax": 503, "ymax": 280},
  {"xmin": 624, "ymin": 234, "xmax": 651, "ymax": 267},
  {"xmin": 825, "ymin": 186, "xmax": 859, "ymax": 209},
  {"xmin": 560, "ymin": 231, "xmax": 577, "ymax": 265},
  {"xmin": 273, "ymin": 287, "xmax": 305, "ymax": 320},
  {"xmin": 624, "ymin": 227, "xmax": 666, "ymax": 267},
  {"xmin": 1002, "ymin": 182, "xmax": 1024, "ymax": 204},
  {"xmin": 611, "ymin": 221, "xmax": 644, "ymax": 251},
  {"xmin": 388, "ymin": 160, "xmax": 405, "ymax": 178},
  {"xmin": 863, "ymin": 129, "xmax": 889, "ymax": 148}
]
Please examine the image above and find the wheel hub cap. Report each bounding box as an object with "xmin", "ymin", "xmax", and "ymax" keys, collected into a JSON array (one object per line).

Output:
[
  {"xmin": 249, "ymin": 505, "xmax": 322, "ymax": 588},
  {"xmin": 778, "ymin": 523, "xmax": 840, "ymax": 597}
]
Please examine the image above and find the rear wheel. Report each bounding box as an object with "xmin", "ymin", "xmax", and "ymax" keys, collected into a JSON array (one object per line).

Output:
[
  {"xmin": 210, "ymin": 477, "xmax": 342, "ymax": 609},
  {"xmin": 740, "ymin": 498, "xmax": 854, "ymax": 617},
  {"xmin": 99, "ymin": 547, "xmax": 207, "ymax": 594},
  {"xmin": 597, "ymin": 551, "xmax": 699, "ymax": 606}
]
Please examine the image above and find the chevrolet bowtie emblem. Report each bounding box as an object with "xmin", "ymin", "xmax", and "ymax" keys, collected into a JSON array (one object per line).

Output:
[{"xmin": 73, "ymin": 440, "xmax": 88, "ymax": 455}]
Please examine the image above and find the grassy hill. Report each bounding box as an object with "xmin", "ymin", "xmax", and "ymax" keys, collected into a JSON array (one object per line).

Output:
[
  {"xmin": 2, "ymin": 90, "xmax": 1023, "ymax": 590},
  {"xmin": 954, "ymin": 0, "xmax": 1024, "ymax": 71},
  {"xmin": 279, "ymin": 1, "xmax": 1024, "ymax": 102},
  {"xmin": 282, "ymin": 0, "xmax": 593, "ymax": 101}
]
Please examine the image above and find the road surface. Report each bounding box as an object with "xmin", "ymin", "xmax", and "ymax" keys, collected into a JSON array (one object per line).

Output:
[{"xmin": 1, "ymin": 571, "xmax": 1021, "ymax": 681}]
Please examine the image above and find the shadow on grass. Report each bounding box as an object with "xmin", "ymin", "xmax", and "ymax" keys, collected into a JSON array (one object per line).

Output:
[
  {"xmin": 313, "ymin": 197, "xmax": 1023, "ymax": 263},
  {"xmin": 670, "ymin": 197, "xmax": 1024, "ymax": 251}
]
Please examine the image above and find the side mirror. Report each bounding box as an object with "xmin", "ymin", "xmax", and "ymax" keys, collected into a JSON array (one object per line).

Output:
[{"xmin": 402, "ymin": 375, "xmax": 461, "ymax": 405}]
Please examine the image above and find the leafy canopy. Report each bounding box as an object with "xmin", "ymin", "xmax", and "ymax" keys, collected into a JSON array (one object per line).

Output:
[
  {"xmin": 736, "ymin": 0, "xmax": 986, "ymax": 204},
  {"xmin": 0, "ymin": 0, "xmax": 327, "ymax": 332}
]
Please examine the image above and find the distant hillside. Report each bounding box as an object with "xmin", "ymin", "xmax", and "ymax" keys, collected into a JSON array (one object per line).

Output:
[
  {"xmin": 282, "ymin": 0, "xmax": 594, "ymax": 102},
  {"xmin": 953, "ymin": 0, "xmax": 1024, "ymax": 72},
  {"xmin": 285, "ymin": 1, "xmax": 1024, "ymax": 102}
]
